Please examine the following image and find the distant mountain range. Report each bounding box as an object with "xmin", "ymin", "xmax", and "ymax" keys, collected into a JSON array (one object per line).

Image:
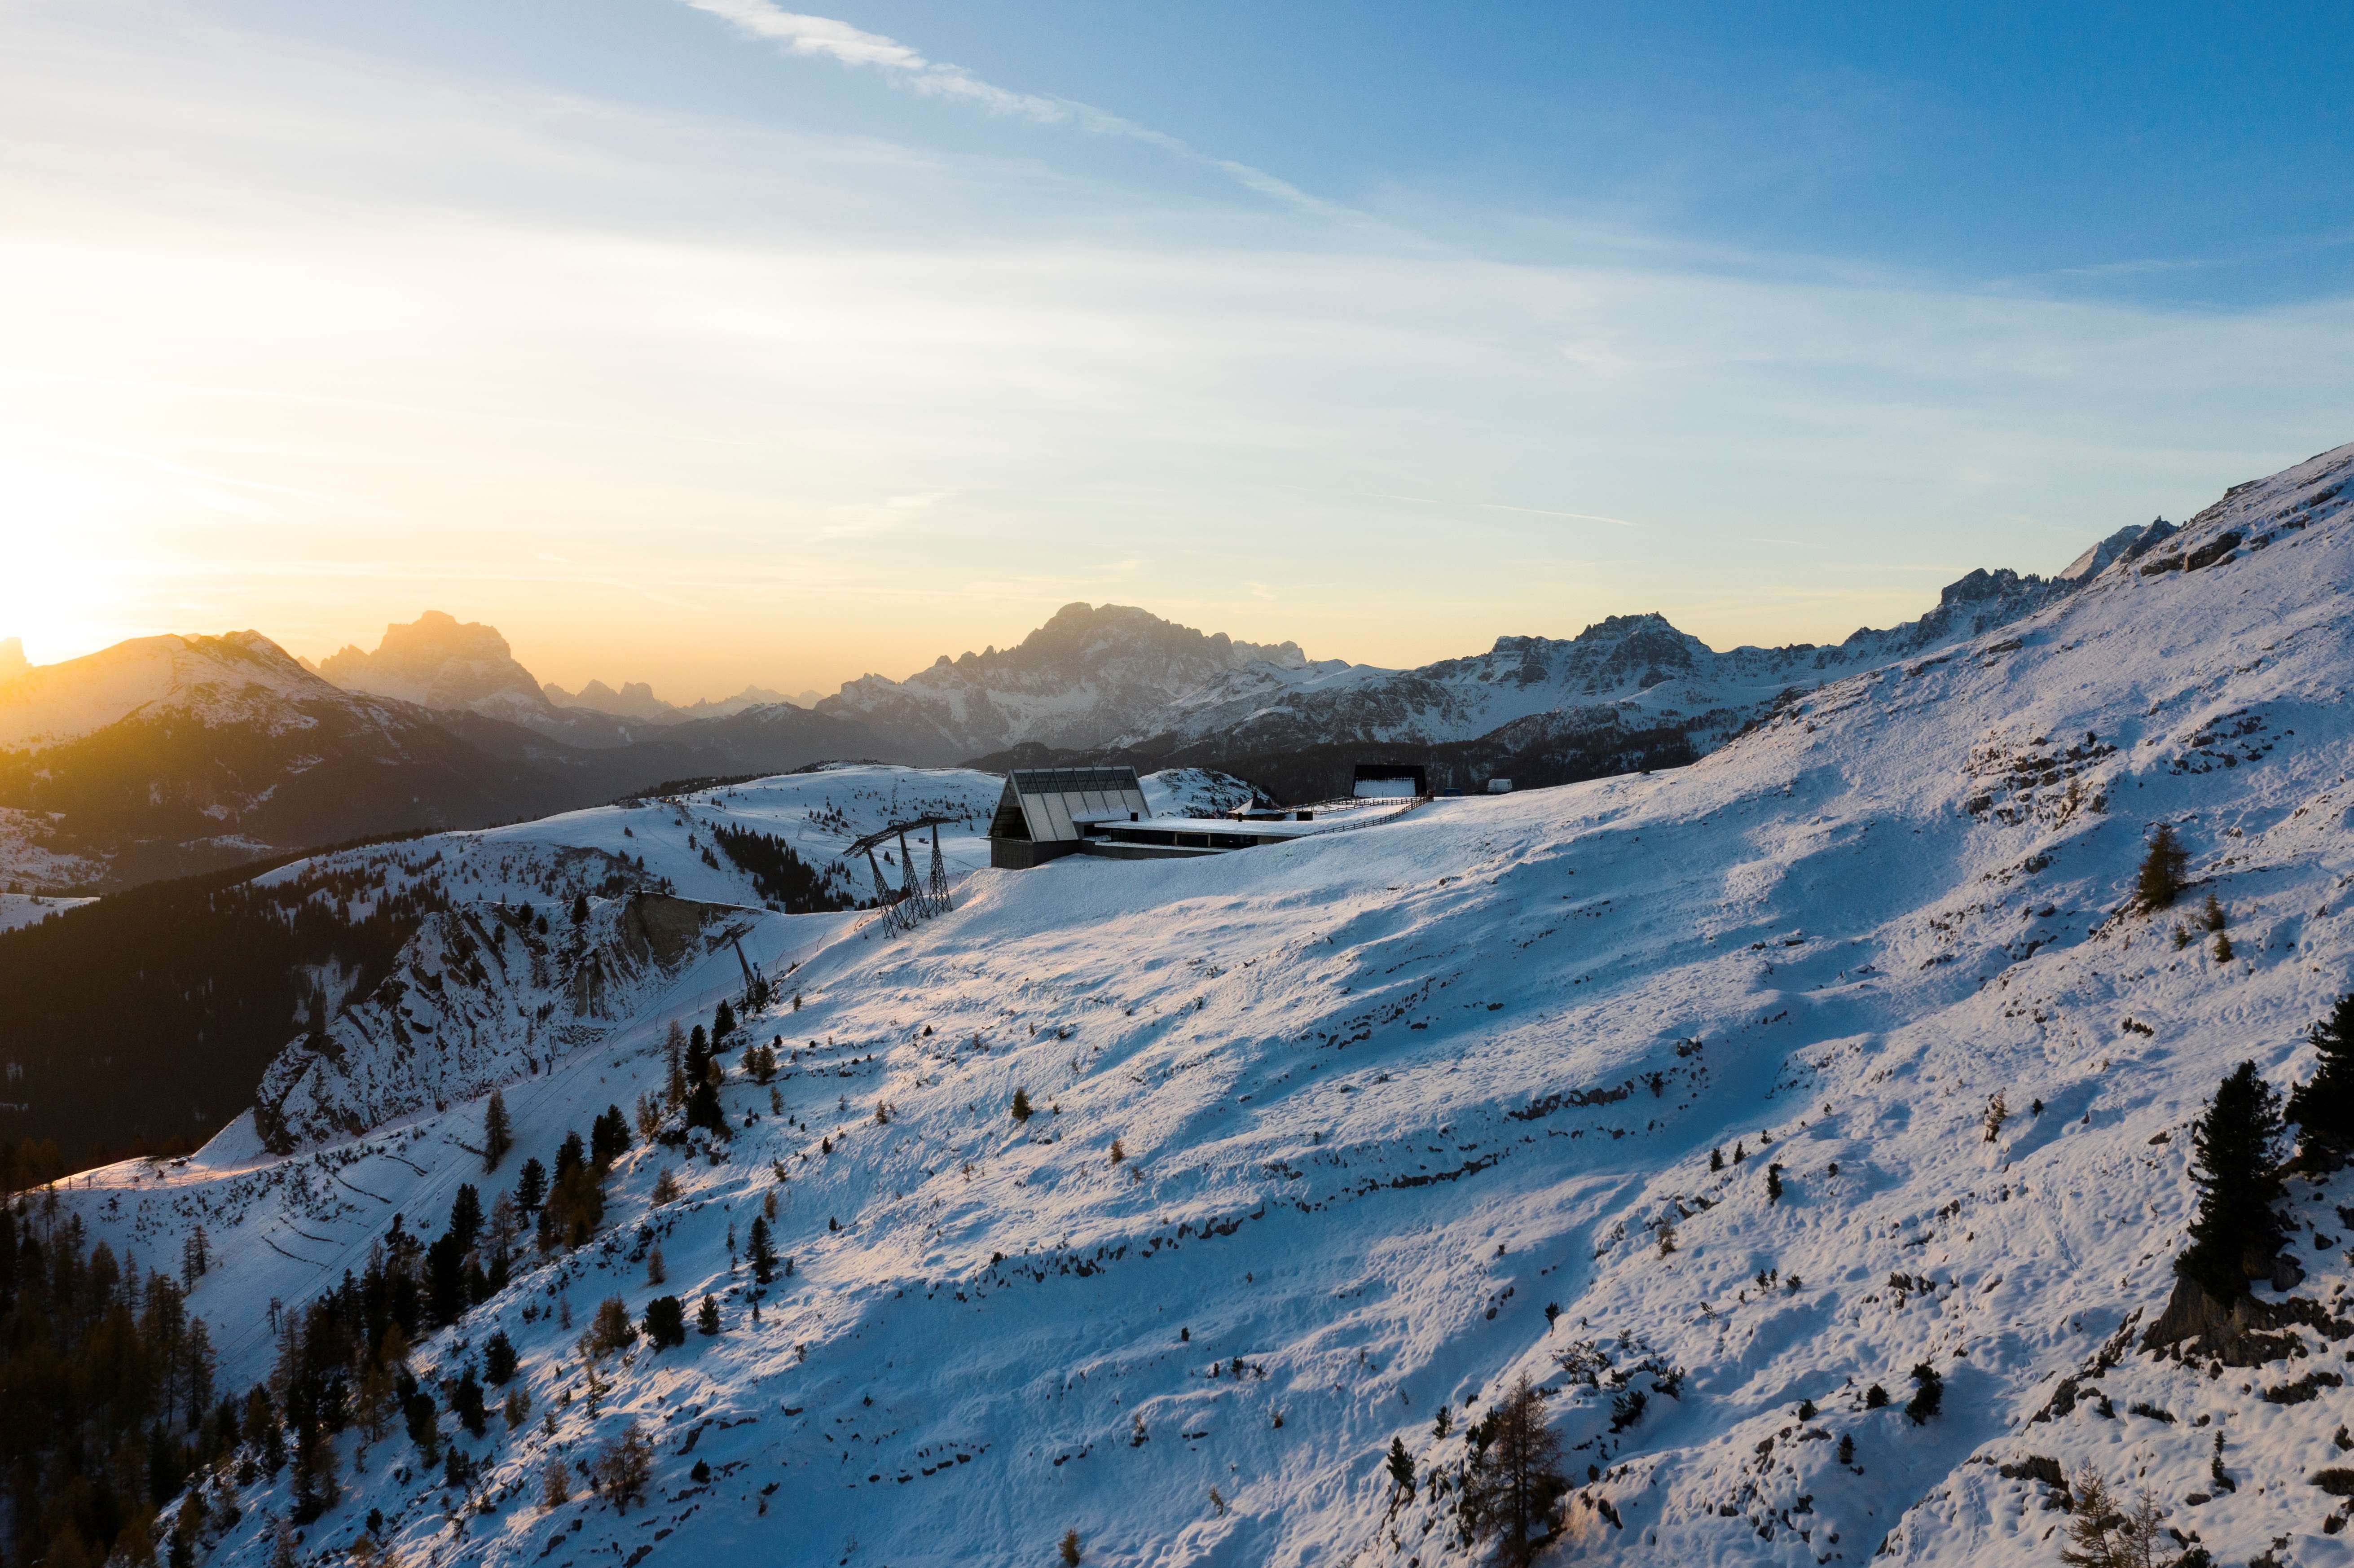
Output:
[{"xmin": 0, "ymin": 521, "xmax": 2169, "ymax": 888}]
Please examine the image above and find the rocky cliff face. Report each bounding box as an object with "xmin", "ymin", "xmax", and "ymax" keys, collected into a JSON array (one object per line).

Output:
[
  {"xmin": 252, "ymin": 891, "xmax": 763, "ymax": 1151},
  {"xmin": 317, "ymin": 610, "xmax": 557, "ymax": 728}
]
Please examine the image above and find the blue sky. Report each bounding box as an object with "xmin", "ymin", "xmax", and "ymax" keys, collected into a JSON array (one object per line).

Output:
[{"xmin": 3, "ymin": 0, "xmax": 2350, "ymax": 696}]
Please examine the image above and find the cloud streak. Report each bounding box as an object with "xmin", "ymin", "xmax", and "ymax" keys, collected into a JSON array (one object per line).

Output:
[{"xmin": 674, "ymin": 0, "xmax": 1349, "ymax": 218}]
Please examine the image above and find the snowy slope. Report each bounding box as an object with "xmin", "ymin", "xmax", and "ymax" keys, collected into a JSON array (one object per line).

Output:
[
  {"xmin": 0, "ymin": 889, "xmax": 97, "ymax": 932},
  {"xmin": 0, "ymin": 630, "xmax": 324, "ymax": 749},
  {"xmin": 52, "ymin": 445, "xmax": 2354, "ymax": 1568}
]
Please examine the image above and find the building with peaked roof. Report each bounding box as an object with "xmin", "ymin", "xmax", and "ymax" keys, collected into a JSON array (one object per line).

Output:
[{"xmin": 988, "ymin": 766, "xmax": 1152, "ymax": 869}]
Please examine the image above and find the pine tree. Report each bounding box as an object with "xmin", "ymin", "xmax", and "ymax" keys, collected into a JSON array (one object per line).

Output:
[
  {"xmin": 1460, "ymin": 1373, "xmax": 1566, "ymax": 1566},
  {"xmin": 1011, "ymin": 1088, "xmax": 1034, "ymax": 1124},
  {"xmin": 686, "ymin": 1076, "xmax": 724, "ymax": 1134},
  {"xmin": 1905, "ymin": 1363, "xmax": 1943, "ymax": 1424},
  {"xmin": 1386, "ymin": 1436, "xmax": 1415, "ymax": 1495},
  {"xmin": 541, "ymin": 1457, "xmax": 572, "ymax": 1508},
  {"xmin": 642, "ymin": 1296, "xmax": 685, "ymax": 1349},
  {"xmin": 748, "ymin": 1216, "xmax": 777, "ymax": 1284},
  {"xmin": 2178, "ymin": 1060, "xmax": 2288, "ymax": 1300},
  {"xmin": 2136, "ymin": 824, "xmax": 2189, "ymax": 912},
  {"xmin": 2290, "ymin": 992, "xmax": 2354, "ymax": 1160},
  {"xmin": 484, "ymin": 1331, "xmax": 518, "ymax": 1386},
  {"xmin": 697, "ymin": 1294, "xmax": 721, "ymax": 1336},
  {"xmin": 1059, "ymin": 1529, "xmax": 1083, "ymax": 1566},
  {"xmin": 664, "ymin": 1020, "xmax": 688, "ymax": 1111},
  {"xmin": 714, "ymin": 999, "xmax": 735, "ymax": 1042},
  {"xmin": 1764, "ymin": 1163, "xmax": 1784, "ymax": 1203},
  {"xmin": 515, "ymin": 1156, "xmax": 548, "ymax": 1211},
  {"xmin": 593, "ymin": 1421, "xmax": 653, "ymax": 1512},
  {"xmin": 483, "ymin": 1089, "xmax": 513, "ymax": 1172},
  {"xmin": 571, "ymin": 892, "xmax": 590, "ymax": 924}
]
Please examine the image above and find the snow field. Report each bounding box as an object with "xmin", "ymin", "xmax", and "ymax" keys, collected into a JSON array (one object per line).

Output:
[{"xmin": 50, "ymin": 444, "xmax": 2354, "ymax": 1566}]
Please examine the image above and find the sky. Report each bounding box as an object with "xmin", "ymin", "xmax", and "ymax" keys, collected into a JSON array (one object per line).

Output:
[{"xmin": 2, "ymin": 0, "xmax": 2351, "ymax": 702}]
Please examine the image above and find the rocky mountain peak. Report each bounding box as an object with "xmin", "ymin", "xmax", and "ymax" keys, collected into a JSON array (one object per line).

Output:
[{"xmin": 318, "ymin": 610, "xmax": 552, "ymax": 719}]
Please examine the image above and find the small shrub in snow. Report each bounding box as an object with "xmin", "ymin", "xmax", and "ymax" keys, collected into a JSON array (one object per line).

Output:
[
  {"xmin": 1012, "ymin": 1088, "xmax": 1035, "ymax": 1123},
  {"xmin": 1656, "ymin": 1222, "xmax": 1676, "ymax": 1257},
  {"xmin": 1765, "ymin": 1164, "xmax": 1785, "ymax": 1204},
  {"xmin": 1059, "ymin": 1528, "xmax": 1084, "ymax": 1566},
  {"xmin": 1836, "ymin": 1432, "xmax": 1854, "ymax": 1466},
  {"xmin": 504, "ymin": 1387, "xmax": 530, "ymax": 1431},
  {"xmin": 1109, "ymin": 1138, "xmax": 1126, "ymax": 1165},
  {"xmin": 2213, "ymin": 932, "xmax": 2235, "ymax": 961},
  {"xmin": 646, "ymin": 1247, "xmax": 666, "ymax": 1285},
  {"xmin": 1863, "ymin": 1384, "xmax": 1889, "ymax": 1410},
  {"xmin": 1983, "ymin": 1090, "xmax": 2008, "ymax": 1143}
]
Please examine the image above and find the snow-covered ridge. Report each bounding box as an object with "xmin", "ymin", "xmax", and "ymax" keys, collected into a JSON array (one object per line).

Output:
[
  {"xmin": 0, "ymin": 630, "xmax": 334, "ymax": 750},
  {"xmin": 48, "ymin": 442, "xmax": 2354, "ymax": 1568}
]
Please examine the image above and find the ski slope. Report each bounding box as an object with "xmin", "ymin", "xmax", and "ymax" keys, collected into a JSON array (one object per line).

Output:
[{"xmin": 50, "ymin": 443, "xmax": 2354, "ymax": 1567}]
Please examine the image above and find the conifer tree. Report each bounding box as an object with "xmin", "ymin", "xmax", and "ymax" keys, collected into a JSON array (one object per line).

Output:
[
  {"xmin": 515, "ymin": 1157, "xmax": 548, "ymax": 1211},
  {"xmin": 1386, "ymin": 1436, "xmax": 1415, "ymax": 1495},
  {"xmin": 686, "ymin": 1075, "xmax": 725, "ymax": 1134},
  {"xmin": 698, "ymin": 1294, "xmax": 722, "ymax": 1336},
  {"xmin": 714, "ymin": 998, "xmax": 735, "ymax": 1042},
  {"xmin": 1460, "ymin": 1373, "xmax": 1566, "ymax": 1565},
  {"xmin": 664, "ymin": 1020, "xmax": 689, "ymax": 1111},
  {"xmin": 748, "ymin": 1216, "xmax": 777, "ymax": 1284},
  {"xmin": 2137, "ymin": 824, "xmax": 2189, "ymax": 912},
  {"xmin": 642, "ymin": 1296, "xmax": 686, "ymax": 1349},
  {"xmin": 483, "ymin": 1089, "xmax": 513, "ymax": 1172},
  {"xmin": 571, "ymin": 892, "xmax": 590, "ymax": 924},
  {"xmin": 2178, "ymin": 1060, "xmax": 2288, "ymax": 1300},
  {"xmin": 1011, "ymin": 1088, "xmax": 1034, "ymax": 1124},
  {"xmin": 2290, "ymin": 992, "xmax": 2354, "ymax": 1161}
]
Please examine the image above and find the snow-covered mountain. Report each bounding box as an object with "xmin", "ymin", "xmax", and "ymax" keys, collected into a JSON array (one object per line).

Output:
[
  {"xmin": 1119, "ymin": 525, "xmax": 2169, "ymax": 772},
  {"xmin": 0, "ymin": 631, "xmax": 577, "ymax": 887},
  {"xmin": 47, "ymin": 443, "xmax": 2354, "ymax": 1566},
  {"xmin": 814, "ymin": 601, "xmax": 1316, "ymax": 764}
]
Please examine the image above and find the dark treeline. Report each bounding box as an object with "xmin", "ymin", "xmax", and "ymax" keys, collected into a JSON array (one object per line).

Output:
[
  {"xmin": 0, "ymin": 1197, "xmax": 223, "ymax": 1568},
  {"xmin": 708, "ymin": 823, "xmax": 852, "ymax": 913},
  {"xmin": 0, "ymin": 854, "xmax": 448, "ymax": 1160},
  {"xmin": 0, "ymin": 1084, "xmax": 658, "ymax": 1568}
]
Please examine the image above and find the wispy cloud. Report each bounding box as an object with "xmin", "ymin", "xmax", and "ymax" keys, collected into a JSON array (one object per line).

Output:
[{"xmin": 673, "ymin": 0, "xmax": 1351, "ymax": 219}]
